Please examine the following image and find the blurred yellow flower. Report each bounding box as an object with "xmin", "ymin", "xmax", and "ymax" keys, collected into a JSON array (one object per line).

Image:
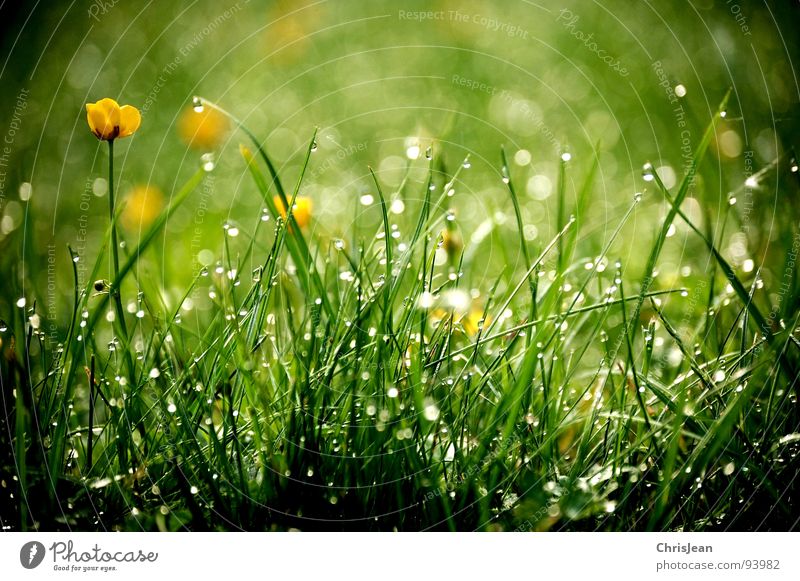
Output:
[
  {"xmin": 461, "ymin": 307, "xmax": 488, "ymax": 335},
  {"xmin": 178, "ymin": 106, "xmax": 229, "ymax": 150},
  {"xmin": 441, "ymin": 227, "xmax": 463, "ymax": 262},
  {"xmin": 86, "ymin": 98, "xmax": 140, "ymax": 141},
  {"xmin": 121, "ymin": 185, "xmax": 164, "ymax": 232},
  {"xmin": 274, "ymin": 195, "xmax": 312, "ymax": 229},
  {"xmin": 429, "ymin": 302, "xmax": 488, "ymax": 337}
]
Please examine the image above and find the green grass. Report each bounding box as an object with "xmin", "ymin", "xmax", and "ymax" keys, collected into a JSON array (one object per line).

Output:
[{"xmin": 1, "ymin": 93, "xmax": 799, "ymax": 532}]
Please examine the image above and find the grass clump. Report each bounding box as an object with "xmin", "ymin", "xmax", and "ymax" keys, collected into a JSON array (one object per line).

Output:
[{"xmin": 1, "ymin": 94, "xmax": 799, "ymax": 532}]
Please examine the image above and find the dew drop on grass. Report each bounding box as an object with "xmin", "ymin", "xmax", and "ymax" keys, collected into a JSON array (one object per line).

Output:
[
  {"xmin": 15, "ymin": 297, "xmax": 26, "ymax": 308},
  {"xmin": 360, "ymin": 193, "xmax": 374, "ymax": 206},
  {"xmin": 390, "ymin": 199, "xmax": 405, "ymax": 214},
  {"xmin": 462, "ymin": 159, "xmax": 471, "ymax": 169},
  {"xmin": 423, "ymin": 401, "xmax": 440, "ymax": 422},
  {"xmin": 311, "ymin": 140, "xmax": 318, "ymax": 152},
  {"xmin": 192, "ymin": 96, "xmax": 204, "ymax": 112},
  {"xmin": 425, "ymin": 146, "xmax": 432, "ymax": 160},
  {"xmin": 201, "ymin": 152, "xmax": 215, "ymax": 172},
  {"xmin": 387, "ymin": 387, "xmax": 399, "ymax": 398},
  {"xmin": 149, "ymin": 367, "xmax": 161, "ymax": 379},
  {"xmin": 633, "ymin": 192, "xmax": 643, "ymax": 203},
  {"xmin": 0, "ymin": 321, "xmax": 7, "ymax": 332},
  {"xmin": 167, "ymin": 403, "xmax": 176, "ymax": 413},
  {"xmin": 560, "ymin": 152, "xmax": 571, "ymax": 162}
]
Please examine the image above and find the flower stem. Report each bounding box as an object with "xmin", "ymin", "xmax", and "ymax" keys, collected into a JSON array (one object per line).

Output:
[{"xmin": 107, "ymin": 140, "xmax": 131, "ymax": 361}]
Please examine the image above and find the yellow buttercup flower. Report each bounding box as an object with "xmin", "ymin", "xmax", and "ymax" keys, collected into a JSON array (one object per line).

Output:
[
  {"xmin": 121, "ymin": 185, "xmax": 164, "ymax": 232},
  {"xmin": 178, "ymin": 106, "xmax": 229, "ymax": 150},
  {"xmin": 274, "ymin": 195, "xmax": 312, "ymax": 229},
  {"xmin": 440, "ymin": 227, "xmax": 463, "ymax": 262},
  {"xmin": 86, "ymin": 98, "xmax": 141, "ymax": 141}
]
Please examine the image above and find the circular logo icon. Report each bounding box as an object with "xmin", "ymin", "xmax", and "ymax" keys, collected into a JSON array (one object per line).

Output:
[{"xmin": 20, "ymin": 541, "xmax": 46, "ymax": 569}]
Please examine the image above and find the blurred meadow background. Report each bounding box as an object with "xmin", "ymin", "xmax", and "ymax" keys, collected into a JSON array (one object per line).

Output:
[
  {"xmin": 1, "ymin": 0, "xmax": 799, "ymax": 531},
  {"xmin": 2, "ymin": 0, "xmax": 797, "ymax": 298}
]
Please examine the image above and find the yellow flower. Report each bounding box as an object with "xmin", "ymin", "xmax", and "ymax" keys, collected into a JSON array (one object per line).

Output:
[
  {"xmin": 440, "ymin": 227, "xmax": 463, "ymax": 262},
  {"xmin": 461, "ymin": 307, "xmax": 489, "ymax": 336},
  {"xmin": 178, "ymin": 106, "xmax": 228, "ymax": 150},
  {"xmin": 274, "ymin": 195, "xmax": 312, "ymax": 229},
  {"xmin": 121, "ymin": 185, "xmax": 164, "ymax": 232},
  {"xmin": 86, "ymin": 98, "xmax": 141, "ymax": 141}
]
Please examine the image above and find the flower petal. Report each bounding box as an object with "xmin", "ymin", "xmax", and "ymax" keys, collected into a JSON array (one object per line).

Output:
[
  {"xmin": 86, "ymin": 98, "xmax": 121, "ymax": 140},
  {"xmin": 118, "ymin": 105, "xmax": 141, "ymax": 138}
]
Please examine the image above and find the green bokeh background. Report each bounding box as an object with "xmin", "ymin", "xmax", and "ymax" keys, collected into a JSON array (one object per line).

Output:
[{"xmin": 1, "ymin": 0, "xmax": 798, "ymax": 328}]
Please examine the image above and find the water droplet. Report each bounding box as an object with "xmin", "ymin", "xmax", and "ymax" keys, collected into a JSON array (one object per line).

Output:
[
  {"xmin": 425, "ymin": 146, "xmax": 432, "ymax": 160},
  {"xmin": 360, "ymin": 193, "xmax": 374, "ymax": 206},
  {"xmin": 561, "ymin": 152, "xmax": 571, "ymax": 162},
  {"xmin": 642, "ymin": 163, "xmax": 654, "ymax": 182},
  {"xmin": 674, "ymin": 84, "xmax": 687, "ymax": 98},
  {"xmin": 462, "ymin": 159, "xmax": 471, "ymax": 169},
  {"xmin": 192, "ymin": 96, "xmax": 204, "ymax": 113},
  {"xmin": 311, "ymin": 140, "xmax": 318, "ymax": 152},
  {"xmin": 16, "ymin": 297, "xmax": 26, "ymax": 308},
  {"xmin": 633, "ymin": 192, "xmax": 643, "ymax": 203},
  {"xmin": 333, "ymin": 239, "xmax": 345, "ymax": 250},
  {"xmin": 423, "ymin": 401, "xmax": 440, "ymax": 421},
  {"xmin": 0, "ymin": 321, "xmax": 7, "ymax": 332},
  {"xmin": 201, "ymin": 152, "xmax": 215, "ymax": 172},
  {"xmin": 149, "ymin": 367, "xmax": 161, "ymax": 379}
]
